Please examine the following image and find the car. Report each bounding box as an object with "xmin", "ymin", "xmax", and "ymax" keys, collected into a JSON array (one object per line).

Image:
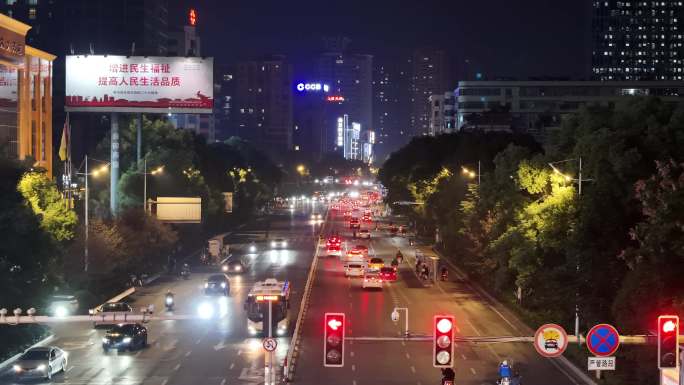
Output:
[
  {"xmin": 362, "ymin": 215, "xmax": 372, "ymax": 223},
  {"xmin": 326, "ymin": 244, "xmax": 342, "ymax": 256},
  {"xmin": 48, "ymin": 294, "xmax": 79, "ymax": 317},
  {"xmin": 349, "ymin": 218, "xmax": 360, "ymax": 229},
  {"xmin": 13, "ymin": 346, "xmax": 67, "ymax": 380},
  {"xmin": 102, "ymin": 323, "xmax": 148, "ymax": 352},
  {"xmin": 362, "ymin": 271, "xmax": 383, "ymax": 289},
  {"xmin": 368, "ymin": 257, "xmax": 384, "ymax": 270},
  {"xmin": 358, "ymin": 229, "xmax": 371, "ymax": 239},
  {"xmin": 544, "ymin": 339, "xmax": 559, "ymax": 350},
  {"xmin": 204, "ymin": 274, "xmax": 230, "ymax": 296},
  {"xmin": 345, "ymin": 263, "xmax": 365, "ymax": 277},
  {"xmin": 380, "ymin": 267, "xmax": 397, "ymax": 282},
  {"xmin": 310, "ymin": 213, "xmax": 323, "ymax": 222},
  {"xmin": 221, "ymin": 256, "xmax": 248, "ymax": 274},
  {"xmin": 270, "ymin": 238, "xmax": 288, "ymax": 249},
  {"xmin": 353, "ymin": 245, "xmax": 369, "ymax": 257},
  {"xmin": 91, "ymin": 302, "xmax": 133, "ymax": 327}
]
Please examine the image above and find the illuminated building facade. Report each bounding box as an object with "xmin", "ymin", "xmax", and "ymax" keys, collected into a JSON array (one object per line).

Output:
[{"xmin": 0, "ymin": 14, "xmax": 55, "ymax": 176}]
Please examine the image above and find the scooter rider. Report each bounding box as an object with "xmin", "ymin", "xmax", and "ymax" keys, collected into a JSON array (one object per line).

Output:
[
  {"xmin": 165, "ymin": 290, "xmax": 175, "ymax": 309},
  {"xmin": 499, "ymin": 360, "xmax": 512, "ymax": 379}
]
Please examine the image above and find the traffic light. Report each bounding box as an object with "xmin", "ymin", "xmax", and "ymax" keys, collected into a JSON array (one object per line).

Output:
[
  {"xmin": 433, "ymin": 315, "xmax": 455, "ymax": 368},
  {"xmin": 324, "ymin": 312, "xmax": 345, "ymax": 367},
  {"xmin": 658, "ymin": 315, "xmax": 679, "ymax": 369}
]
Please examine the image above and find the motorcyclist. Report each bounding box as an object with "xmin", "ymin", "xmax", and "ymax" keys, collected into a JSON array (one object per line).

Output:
[
  {"xmin": 440, "ymin": 266, "xmax": 449, "ymax": 281},
  {"xmin": 165, "ymin": 290, "xmax": 175, "ymax": 309},
  {"xmin": 391, "ymin": 258, "xmax": 399, "ymax": 269},
  {"xmin": 499, "ymin": 360, "xmax": 512, "ymax": 379}
]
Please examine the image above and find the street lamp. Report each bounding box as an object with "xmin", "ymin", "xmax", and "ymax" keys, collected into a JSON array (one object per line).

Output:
[
  {"xmin": 296, "ymin": 164, "xmax": 306, "ymax": 176},
  {"xmin": 142, "ymin": 157, "xmax": 164, "ymax": 213},
  {"xmin": 547, "ymin": 157, "xmax": 593, "ymax": 345},
  {"xmin": 76, "ymin": 155, "xmax": 109, "ymax": 272}
]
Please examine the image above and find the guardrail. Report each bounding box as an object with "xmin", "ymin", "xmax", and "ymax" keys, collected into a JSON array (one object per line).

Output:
[{"xmin": 284, "ymin": 208, "xmax": 328, "ymax": 382}]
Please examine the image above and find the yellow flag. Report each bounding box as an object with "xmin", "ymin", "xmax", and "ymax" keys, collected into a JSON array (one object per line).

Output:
[{"xmin": 58, "ymin": 120, "xmax": 68, "ymax": 161}]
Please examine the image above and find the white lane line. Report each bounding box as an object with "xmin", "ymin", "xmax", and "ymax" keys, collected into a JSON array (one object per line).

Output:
[
  {"xmin": 353, "ymin": 381, "xmax": 357, "ymax": 385},
  {"xmin": 548, "ymin": 357, "xmax": 581, "ymax": 385},
  {"xmin": 161, "ymin": 378, "xmax": 168, "ymax": 385},
  {"xmin": 229, "ymin": 363, "xmax": 235, "ymax": 370},
  {"xmin": 470, "ymin": 367, "xmax": 476, "ymax": 375},
  {"xmin": 461, "ymin": 353, "xmax": 467, "ymax": 360},
  {"xmin": 195, "ymin": 338, "xmax": 201, "ymax": 345},
  {"xmin": 66, "ymin": 366, "xmax": 74, "ymax": 373},
  {"xmin": 465, "ymin": 318, "xmax": 482, "ymax": 336},
  {"xmin": 88, "ymin": 329, "xmax": 96, "ymax": 335},
  {"xmin": 173, "ymin": 363, "xmax": 181, "ymax": 371},
  {"xmin": 237, "ymin": 349, "xmax": 242, "ymax": 356},
  {"xmin": 410, "ymin": 366, "xmax": 416, "ymax": 373},
  {"xmin": 135, "ymin": 350, "xmax": 142, "ymax": 357},
  {"xmin": 351, "ymin": 364, "xmax": 356, "ymax": 371},
  {"xmin": 185, "ymin": 350, "xmax": 192, "ymax": 357},
  {"xmin": 220, "ymin": 379, "xmax": 226, "ymax": 385},
  {"xmin": 401, "ymin": 340, "xmax": 406, "ymax": 346},
  {"xmin": 405, "ymin": 352, "xmax": 410, "ymax": 359},
  {"xmin": 488, "ymin": 305, "xmax": 520, "ymax": 334},
  {"xmin": 350, "ymin": 351, "xmax": 355, "ymax": 357}
]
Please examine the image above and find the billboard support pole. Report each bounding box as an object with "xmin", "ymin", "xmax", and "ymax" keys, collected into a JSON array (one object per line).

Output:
[
  {"xmin": 136, "ymin": 113, "xmax": 142, "ymax": 162},
  {"xmin": 110, "ymin": 112, "xmax": 119, "ymax": 216}
]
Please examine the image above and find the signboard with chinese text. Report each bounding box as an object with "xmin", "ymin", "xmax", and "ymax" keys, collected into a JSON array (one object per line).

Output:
[
  {"xmin": 588, "ymin": 357, "xmax": 615, "ymax": 371},
  {"xmin": 65, "ymin": 56, "xmax": 213, "ymax": 113},
  {"xmin": 0, "ymin": 27, "xmax": 25, "ymax": 63}
]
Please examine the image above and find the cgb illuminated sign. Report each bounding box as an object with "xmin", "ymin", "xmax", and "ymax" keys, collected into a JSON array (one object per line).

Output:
[
  {"xmin": 296, "ymin": 82, "xmax": 330, "ymax": 92},
  {"xmin": 326, "ymin": 95, "xmax": 345, "ymax": 102},
  {"xmin": 337, "ymin": 117, "xmax": 344, "ymax": 147}
]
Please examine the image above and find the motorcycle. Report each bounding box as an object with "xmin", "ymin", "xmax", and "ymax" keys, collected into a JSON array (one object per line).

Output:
[
  {"xmin": 180, "ymin": 265, "xmax": 191, "ymax": 280},
  {"xmin": 165, "ymin": 294, "xmax": 174, "ymax": 310},
  {"xmin": 440, "ymin": 269, "xmax": 449, "ymax": 281}
]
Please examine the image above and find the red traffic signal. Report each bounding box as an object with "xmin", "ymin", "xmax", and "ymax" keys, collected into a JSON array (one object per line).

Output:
[
  {"xmin": 324, "ymin": 313, "xmax": 345, "ymax": 367},
  {"xmin": 658, "ymin": 315, "xmax": 679, "ymax": 369},
  {"xmin": 433, "ymin": 315, "xmax": 455, "ymax": 368}
]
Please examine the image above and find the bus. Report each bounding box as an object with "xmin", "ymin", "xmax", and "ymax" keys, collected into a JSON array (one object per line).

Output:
[{"xmin": 245, "ymin": 279, "xmax": 291, "ymax": 336}]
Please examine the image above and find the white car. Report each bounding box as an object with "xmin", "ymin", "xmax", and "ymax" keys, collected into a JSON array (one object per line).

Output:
[
  {"xmin": 270, "ymin": 238, "xmax": 288, "ymax": 249},
  {"xmin": 358, "ymin": 229, "xmax": 371, "ymax": 239},
  {"xmin": 362, "ymin": 272, "xmax": 383, "ymax": 289},
  {"xmin": 345, "ymin": 263, "xmax": 365, "ymax": 277},
  {"xmin": 13, "ymin": 346, "xmax": 67, "ymax": 380},
  {"xmin": 91, "ymin": 302, "xmax": 132, "ymax": 327}
]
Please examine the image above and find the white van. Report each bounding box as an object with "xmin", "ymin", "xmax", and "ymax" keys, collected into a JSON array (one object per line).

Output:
[{"xmin": 345, "ymin": 263, "xmax": 365, "ymax": 277}]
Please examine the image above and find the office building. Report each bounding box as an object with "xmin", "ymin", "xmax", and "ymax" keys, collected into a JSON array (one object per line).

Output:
[
  {"xmin": 373, "ymin": 59, "xmax": 411, "ymax": 160},
  {"xmin": 0, "ymin": 14, "xmax": 56, "ymax": 176},
  {"xmin": 234, "ymin": 56, "xmax": 293, "ymax": 158},
  {"xmin": 166, "ymin": 8, "xmax": 215, "ymax": 141},
  {"xmin": 592, "ymin": 1, "xmax": 684, "ymax": 80},
  {"xmin": 410, "ymin": 49, "xmax": 451, "ymax": 137},
  {"xmin": 313, "ymin": 49, "xmax": 373, "ymax": 151},
  {"xmin": 455, "ymin": 80, "xmax": 684, "ymax": 141},
  {"xmin": 428, "ymin": 91, "xmax": 456, "ymax": 136},
  {"xmin": 213, "ymin": 66, "xmax": 236, "ymax": 142}
]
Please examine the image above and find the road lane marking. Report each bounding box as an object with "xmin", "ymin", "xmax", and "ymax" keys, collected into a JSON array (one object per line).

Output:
[
  {"xmin": 237, "ymin": 349, "xmax": 242, "ymax": 355},
  {"xmin": 220, "ymin": 379, "xmax": 226, "ymax": 385},
  {"xmin": 461, "ymin": 353, "xmax": 467, "ymax": 360},
  {"xmin": 548, "ymin": 357, "xmax": 581, "ymax": 385},
  {"xmin": 185, "ymin": 350, "xmax": 192, "ymax": 357},
  {"xmin": 488, "ymin": 305, "xmax": 520, "ymax": 334},
  {"xmin": 405, "ymin": 352, "xmax": 410, "ymax": 359},
  {"xmin": 353, "ymin": 381, "xmax": 357, "ymax": 385},
  {"xmin": 229, "ymin": 363, "xmax": 235, "ymax": 370},
  {"xmin": 195, "ymin": 338, "xmax": 201, "ymax": 345},
  {"xmin": 351, "ymin": 364, "xmax": 356, "ymax": 371},
  {"xmin": 161, "ymin": 378, "xmax": 168, "ymax": 385},
  {"xmin": 173, "ymin": 363, "xmax": 181, "ymax": 371},
  {"xmin": 350, "ymin": 351, "xmax": 355, "ymax": 357},
  {"xmin": 410, "ymin": 365, "xmax": 416, "ymax": 373},
  {"xmin": 470, "ymin": 367, "xmax": 476, "ymax": 375},
  {"xmin": 401, "ymin": 340, "xmax": 405, "ymax": 346}
]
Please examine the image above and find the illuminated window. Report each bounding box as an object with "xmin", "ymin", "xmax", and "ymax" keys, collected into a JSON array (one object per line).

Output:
[
  {"xmin": 28, "ymin": 7, "xmax": 36, "ymax": 19},
  {"xmin": 28, "ymin": 0, "xmax": 37, "ymax": 4},
  {"xmin": 6, "ymin": 0, "xmax": 17, "ymax": 5}
]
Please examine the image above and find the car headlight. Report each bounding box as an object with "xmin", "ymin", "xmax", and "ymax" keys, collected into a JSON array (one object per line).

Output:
[
  {"xmin": 54, "ymin": 305, "xmax": 68, "ymax": 318},
  {"xmin": 13, "ymin": 365, "xmax": 22, "ymax": 372},
  {"xmin": 234, "ymin": 265, "xmax": 242, "ymax": 271},
  {"xmin": 204, "ymin": 283, "xmax": 209, "ymax": 288},
  {"xmin": 198, "ymin": 302, "xmax": 214, "ymax": 319},
  {"xmin": 220, "ymin": 282, "xmax": 227, "ymax": 288},
  {"xmin": 222, "ymin": 265, "xmax": 228, "ymax": 272},
  {"xmin": 271, "ymin": 241, "xmax": 276, "ymax": 247},
  {"xmin": 102, "ymin": 337, "xmax": 109, "ymax": 343},
  {"xmin": 166, "ymin": 297, "xmax": 173, "ymax": 305},
  {"xmin": 283, "ymin": 241, "xmax": 288, "ymax": 247},
  {"xmin": 248, "ymin": 326, "xmax": 257, "ymax": 335},
  {"xmin": 277, "ymin": 328, "xmax": 286, "ymax": 336},
  {"xmin": 249, "ymin": 246, "xmax": 256, "ymax": 252},
  {"xmin": 36, "ymin": 364, "xmax": 46, "ymax": 371},
  {"xmin": 123, "ymin": 337, "xmax": 132, "ymax": 344}
]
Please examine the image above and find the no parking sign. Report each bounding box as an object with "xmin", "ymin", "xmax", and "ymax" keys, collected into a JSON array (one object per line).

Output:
[{"xmin": 586, "ymin": 324, "xmax": 620, "ymax": 357}]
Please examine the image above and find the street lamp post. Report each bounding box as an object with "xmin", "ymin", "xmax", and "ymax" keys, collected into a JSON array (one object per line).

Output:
[
  {"xmin": 461, "ymin": 160, "xmax": 481, "ymax": 185},
  {"xmin": 141, "ymin": 157, "xmax": 163, "ymax": 213},
  {"xmin": 76, "ymin": 155, "xmax": 109, "ymax": 272},
  {"xmin": 547, "ymin": 156, "xmax": 593, "ymax": 346}
]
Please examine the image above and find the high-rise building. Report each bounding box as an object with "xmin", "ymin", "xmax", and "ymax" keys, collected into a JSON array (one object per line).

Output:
[
  {"xmin": 592, "ymin": 1, "xmax": 684, "ymax": 80},
  {"xmin": 213, "ymin": 66, "xmax": 236, "ymax": 142},
  {"xmin": 313, "ymin": 50, "xmax": 373, "ymax": 146},
  {"xmin": 410, "ymin": 49, "xmax": 451, "ymax": 137},
  {"xmin": 373, "ymin": 58, "xmax": 411, "ymax": 161},
  {"xmin": 166, "ymin": 8, "xmax": 215, "ymax": 141},
  {"xmin": 235, "ymin": 56, "xmax": 293, "ymax": 158}
]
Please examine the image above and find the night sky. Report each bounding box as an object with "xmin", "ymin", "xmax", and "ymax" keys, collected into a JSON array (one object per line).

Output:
[{"xmin": 172, "ymin": 0, "xmax": 591, "ymax": 79}]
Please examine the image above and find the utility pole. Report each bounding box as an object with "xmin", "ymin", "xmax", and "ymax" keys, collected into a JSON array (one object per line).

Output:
[
  {"xmin": 143, "ymin": 157, "xmax": 147, "ymax": 213},
  {"xmin": 84, "ymin": 155, "xmax": 89, "ymax": 272},
  {"xmin": 477, "ymin": 160, "xmax": 481, "ymax": 186}
]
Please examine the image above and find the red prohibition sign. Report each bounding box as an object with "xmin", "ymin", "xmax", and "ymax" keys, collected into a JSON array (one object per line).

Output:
[{"xmin": 586, "ymin": 324, "xmax": 620, "ymax": 357}]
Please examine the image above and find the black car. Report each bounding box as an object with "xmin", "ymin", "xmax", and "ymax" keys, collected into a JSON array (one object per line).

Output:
[
  {"xmin": 102, "ymin": 323, "xmax": 147, "ymax": 352},
  {"xmin": 204, "ymin": 274, "xmax": 230, "ymax": 296},
  {"xmin": 221, "ymin": 257, "xmax": 248, "ymax": 274}
]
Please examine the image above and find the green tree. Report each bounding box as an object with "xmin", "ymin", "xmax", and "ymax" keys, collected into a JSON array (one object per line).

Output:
[{"xmin": 18, "ymin": 171, "xmax": 78, "ymax": 241}]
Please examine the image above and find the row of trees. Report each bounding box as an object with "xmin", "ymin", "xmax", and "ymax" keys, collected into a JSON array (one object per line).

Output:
[{"xmin": 379, "ymin": 97, "xmax": 684, "ymax": 384}]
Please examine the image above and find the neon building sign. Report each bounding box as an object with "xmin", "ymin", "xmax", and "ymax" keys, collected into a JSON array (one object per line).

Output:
[{"xmin": 296, "ymin": 82, "xmax": 330, "ymax": 92}]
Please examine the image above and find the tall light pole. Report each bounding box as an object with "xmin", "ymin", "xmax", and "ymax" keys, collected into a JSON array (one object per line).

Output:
[
  {"xmin": 77, "ymin": 155, "xmax": 109, "ymax": 272},
  {"xmin": 141, "ymin": 157, "xmax": 163, "ymax": 213},
  {"xmin": 461, "ymin": 160, "xmax": 481, "ymax": 185},
  {"xmin": 548, "ymin": 157, "xmax": 593, "ymax": 345}
]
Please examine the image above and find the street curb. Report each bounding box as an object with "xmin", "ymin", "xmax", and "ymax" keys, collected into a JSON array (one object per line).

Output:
[
  {"xmin": 431, "ymin": 246, "xmax": 598, "ymax": 385},
  {"xmin": 0, "ymin": 334, "xmax": 54, "ymax": 372},
  {"xmin": 284, "ymin": 208, "xmax": 328, "ymax": 382}
]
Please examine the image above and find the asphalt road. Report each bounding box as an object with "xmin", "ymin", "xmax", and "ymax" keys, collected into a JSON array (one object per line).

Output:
[
  {"xmin": 294, "ymin": 209, "xmax": 590, "ymax": 385},
  {"xmin": 0, "ymin": 201, "xmax": 323, "ymax": 385}
]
